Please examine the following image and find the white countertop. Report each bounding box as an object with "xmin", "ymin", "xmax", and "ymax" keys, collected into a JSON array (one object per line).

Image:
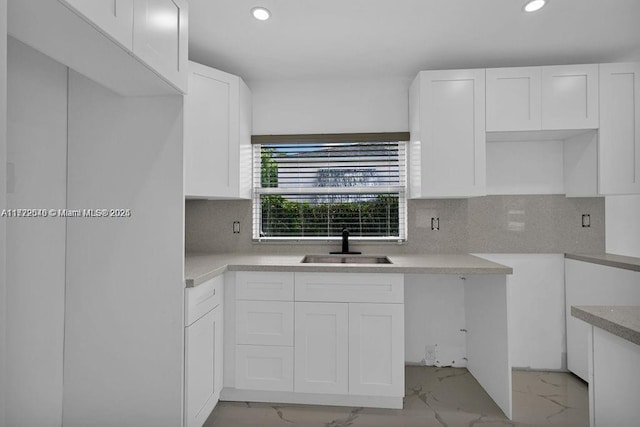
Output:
[
  {"xmin": 565, "ymin": 253, "xmax": 640, "ymax": 272},
  {"xmin": 572, "ymin": 306, "xmax": 640, "ymax": 347},
  {"xmin": 185, "ymin": 252, "xmax": 513, "ymax": 287}
]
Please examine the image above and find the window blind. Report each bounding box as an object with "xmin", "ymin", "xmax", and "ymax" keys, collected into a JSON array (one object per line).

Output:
[{"xmin": 252, "ymin": 139, "xmax": 407, "ymax": 241}]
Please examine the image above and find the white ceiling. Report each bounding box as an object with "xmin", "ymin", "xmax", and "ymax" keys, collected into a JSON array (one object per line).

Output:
[{"xmin": 188, "ymin": 0, "xmax": 640, "ymax": 82}]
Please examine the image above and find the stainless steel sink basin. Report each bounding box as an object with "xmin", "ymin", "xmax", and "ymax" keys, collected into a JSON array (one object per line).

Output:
[{"xmin": 301, "ymin": 254, "xmax": 392, "ymax": 264}]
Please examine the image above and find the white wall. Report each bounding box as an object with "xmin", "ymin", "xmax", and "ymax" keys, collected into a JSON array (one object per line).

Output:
[
  {"xmin": 249, "ymin": 77, "xmax": 411, "ymax": 134},
  {"xmin": 63, "ymin": 71, "xmax": 184, "ymax": 427},
  {"xmin": 0, "ymin": 1, "xmax": 7, "ymax": 425},
  {"xmin": 6, "ymin": 38, "xmax": 67, "ymax": 427},
  {"xmin": 605, "ymin": 195, "xmax": 640, "ymax": 258},
  {"xmin": 405, "ymin": 275, "xmax": 466, "ymax": 367}
]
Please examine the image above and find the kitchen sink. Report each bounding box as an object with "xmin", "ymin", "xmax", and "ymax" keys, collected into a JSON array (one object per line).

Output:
[{"xmin": 301, "ymin": 254, "xmax": 392, "ymax": 264}]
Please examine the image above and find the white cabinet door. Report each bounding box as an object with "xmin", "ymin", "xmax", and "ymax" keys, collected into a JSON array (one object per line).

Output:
[
  {"xmin": 599, "ymin": 62, "xmax": 640, "ymax": 195},
  {"xmin": 486, "ymin": 67, "xmax": 542, "ymax": 131},
  {"xmin": 184, "ymin": 306, "xmax": 223, "ymax": 427},
  {"xmin": 409, "ymin": 69, "xmax": 486, "ymax": 198},
  {"xmin": 348, "ymin": 303, "xmax": 404, "ymax": 397},
  {"xmin": 235, "ymin": 345, "xmax": 294, "ymax": 392},
  {"xmin": 294, "ymin": 302, "xmax": 349, "ymax": 394},
  {"xmin": 60, "ymin": 0, "xmax": 134, "ymax": 50},
  {"xmin": 236, "ymin": 300, "xmax": 294, "ymax": 346},
  {"xmin": 565, "ymin": 259, "xmax": 640, "ymax": 381},
  {"xmin": 590, "ymin": 327, "xmax": 640, "ymax": 427},
  {"xmin": 133, "ymin": 0, "xmax": 188, "ymax": 92},
  {"xmin": 541, "ymin": 64, "xmax": 599, "ymax": 130},
  {"xmin": 184, "ymin": 61, "xmax": 252, "ymax": 199}
]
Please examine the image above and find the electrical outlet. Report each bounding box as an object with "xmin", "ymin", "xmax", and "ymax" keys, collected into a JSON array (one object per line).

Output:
[
  {"xmin": 431, "ymin": 217, "xmax": 439, "ymax": 231},
  {"xmin": 582, "ymin": 214, "xmax": 590, "ymax": 228},
  {"xmin": 233, "ymin": 221, "xmax": 240, "ymax": 233}
]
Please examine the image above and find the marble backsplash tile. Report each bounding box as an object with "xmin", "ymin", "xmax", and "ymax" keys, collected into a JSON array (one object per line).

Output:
[{"xmin": 185, "ymin": 195, "xmax": 604, "ymax": 255}]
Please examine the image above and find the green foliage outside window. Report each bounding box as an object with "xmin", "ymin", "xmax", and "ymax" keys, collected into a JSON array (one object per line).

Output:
[
  {"xmin": 260, "ymin": 194, "xmax": 399, "ymax": 237},
  {"xmin": 261, "ymin": 148, "xmax": 278, "ymax": 188}
]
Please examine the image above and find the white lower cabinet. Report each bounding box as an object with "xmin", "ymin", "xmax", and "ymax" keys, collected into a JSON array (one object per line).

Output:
[
  {"xmin": 233, "ymin": 272, "xmax": 295, "ymax": 393},
  {"xmin": 588, "ymin": 326, "xmax": 640, "ymax": 426},
  {"xmin": 294, "ymin": 301, "xmax": 404, "ymax": 397},
  {"xmin": 235, "ymin": 345, "xmax": 294, "ymax": 392},
  {"xmin": 184, "ymin": 277, "xmax": 224, "ymax": 427},
  {"xmin": 229, "ymin": 271, "xmax": 405, "ymax": 408},
  {"xmin": 294, "ymin": 302, "xmax": 349, "ymax": 394},
  {"xmin": 349, "ymin": 303, "xmax": 404, "ymax": 397},
  {"xmin": 565, "ymin": 259, "xmax": 640, "ymax": 381}
]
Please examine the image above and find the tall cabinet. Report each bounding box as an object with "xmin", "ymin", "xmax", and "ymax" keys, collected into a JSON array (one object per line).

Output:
[
  {"xmin": 6, "ymin": 3, "xmax": 187, "ymax": 426},
  {"xmin": 409, "ymin": 69, "xmax": 486, "ymax": 198},
  {"xmin": 599, "ymin": 62, "xmax": 640, "ymax": 195}
]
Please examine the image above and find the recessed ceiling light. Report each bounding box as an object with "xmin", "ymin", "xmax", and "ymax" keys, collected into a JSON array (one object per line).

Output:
[
  {"xmin": 251, "ymin": 7, "xmax": 271, "ymax": 21},
  {"xmin": 523, "ymin": 0, "xmax": 548, "ymax": 13}
]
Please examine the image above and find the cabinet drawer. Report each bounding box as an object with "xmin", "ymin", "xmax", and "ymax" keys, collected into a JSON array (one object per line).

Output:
[
  {"xmin": 185, "ymin": 275, "xmax": 223, "ymax": 326},
  {"xmin": 236, "ymin": 301, "xmax": 294, "ymax": 346},
  {"xmin": 236, "ymin": 271, "xmax": 294, "ymax": 301},
  {"xmin": 235, "ymin": 345, "xmax": 293, "ymax": 392},
  {"xmin": 295, "ymin": 273, "xmax": 404, "ymax": 303}
]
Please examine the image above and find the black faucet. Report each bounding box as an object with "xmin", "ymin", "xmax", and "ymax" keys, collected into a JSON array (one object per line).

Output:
[{"xmin": 330, "ymin": 228, "xmax": 362, "ymax": 254}]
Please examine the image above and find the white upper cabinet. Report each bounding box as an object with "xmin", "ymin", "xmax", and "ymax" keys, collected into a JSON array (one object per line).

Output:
[
  {"xmin": 184, "ymin": 61, "xmax": 252, "ymax": 199},
  {"xmin": 486, "ymin": 67, "xmax": 542, "ymax": 132},
  {"xmin": 60, "ymin": 0, "xmax": 134, "ymax": 50},
  {"xmin": 11, "ymin": 0, "xmax": 182, "ymax": 95},
  {"xmin": 599, "ymin": 62, "xmax": 640, "ymax": 195},
  {"xmin": 133, "ymin": 0, "xmax": 188, "ymax": 92},
  {"xmin": 541, "ymin": 64, "xmax": 599, "ymax": 130},
  {"xmin": 486, "ymin": 64, "xmax": 598, "ymax": 132},
  {"xmin": 409, "ymin": 69, "xmax": 486, "ymax": 198}
]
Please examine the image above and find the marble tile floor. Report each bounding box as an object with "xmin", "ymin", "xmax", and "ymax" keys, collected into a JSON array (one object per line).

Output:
[{"xmin": 204, "ymin": 366, "xmax": 588, "ymax": 427}]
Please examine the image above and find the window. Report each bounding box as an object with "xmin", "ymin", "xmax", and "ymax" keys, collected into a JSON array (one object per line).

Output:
[{"xmin": 252, "ymin": 133, "xmax": 408, "ymax": 241}]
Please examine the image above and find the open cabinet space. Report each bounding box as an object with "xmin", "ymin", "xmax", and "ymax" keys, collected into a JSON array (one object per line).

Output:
[{"xmin": 485, "ymin": 129, "xmax": 599, "ymax": 197}]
